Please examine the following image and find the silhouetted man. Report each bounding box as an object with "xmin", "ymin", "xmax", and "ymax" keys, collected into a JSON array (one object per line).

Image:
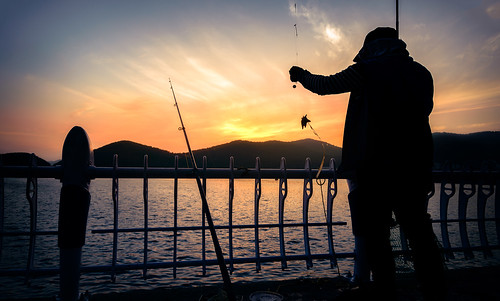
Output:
[{"xmin": 290, "ymin": 27, "xmax": 446, "ymax": 300}]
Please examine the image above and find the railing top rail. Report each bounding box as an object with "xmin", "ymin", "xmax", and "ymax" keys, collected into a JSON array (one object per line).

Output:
[
  {"xmin": 88, "ymin": 166, "xmax": 337, "ymax": 179},
  {"xmin": 0, "ymin": 165, "xmax": 62, "ymax": 179},
  {"xmin": 1, "ymin": 165, "xmax": 499, "ymax": 181},
  {"xmin": 0, "ymin": 165, "xmax": 333, "ymax": 179},
  {"xmin": 431, "ymin": 170, "xmax": 500, "ymax": 183}
]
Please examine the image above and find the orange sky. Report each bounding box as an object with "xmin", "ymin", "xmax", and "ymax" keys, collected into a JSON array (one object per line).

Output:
[{"xmin": 1, "ymin": 1, "xmax": 499, "ymax": 161}]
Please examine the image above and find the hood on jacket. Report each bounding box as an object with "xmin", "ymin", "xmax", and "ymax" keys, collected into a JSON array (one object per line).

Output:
[{"xmin": 353, "ymin": 27, "xmax": 409, "ymax": 62}]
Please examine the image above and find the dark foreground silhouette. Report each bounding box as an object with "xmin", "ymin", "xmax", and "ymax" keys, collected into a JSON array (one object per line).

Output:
[{"xmin": 6, "ymin": 266, "xmax": 499, "ymax": 300}]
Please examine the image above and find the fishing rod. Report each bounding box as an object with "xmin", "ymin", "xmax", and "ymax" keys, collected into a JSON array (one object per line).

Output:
[
  {"xmin": 169, "ymin": 79, "xmax": 235, "ymax": 301},
  {"xmin": 396, "ymin": 0, "xmax": 399, "ymax": 38}
]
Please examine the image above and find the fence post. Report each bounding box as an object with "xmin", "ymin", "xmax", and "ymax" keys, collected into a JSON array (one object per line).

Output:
[
  {"xmin": 26, "ymin": 154, "xmax": 38, "ymax": 284},
  {"xmin": 254, "ymin": 157, "xmax": 262, "ymax": 272},
  {"xmin": 228, "ymin": 156, "xmax": 235, "ymax": 274},
  {"xmin": 279, "ymin": 157, "xmax": 288, "ymax": 270},
  {"xmin": 302, "ymin": 158, "xmax": 313, "ymax": 269},
  {"xmin": 326, "ymin": 158, "xmax": 338, "ymax": 269},
  {"xmin": 0, "ymin": 156, "xmax": 4, "ymax": 262},
  {"xmin": 58, "ymin": 126, "xmax": 93, "ymax": 301}
]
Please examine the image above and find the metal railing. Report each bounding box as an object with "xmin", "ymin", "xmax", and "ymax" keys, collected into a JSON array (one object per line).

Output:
[
  {"xmin": 1, "ymin": 126, "xmax": 499, "ymax": 299},
  {"xmin": 0, "ymin": 156, "xmax": 346, "ymax": 276}
]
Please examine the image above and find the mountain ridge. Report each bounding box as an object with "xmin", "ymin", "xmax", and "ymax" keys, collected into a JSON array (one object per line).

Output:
[
  {"xmin": 94, "ymin": 138, "xmax": 342, "ymax": 168},
  {"xmin": 2, "ymin": 132, "xmax": 499, "ymax": 170},
  {"xmin": 90, "ymin": 131, "xmax": 500, "ymax": 169}
]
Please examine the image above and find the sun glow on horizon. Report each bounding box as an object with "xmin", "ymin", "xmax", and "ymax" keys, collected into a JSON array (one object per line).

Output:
[{"xmin": 221, "ymin": 118, "xmax": 288, "ymax": 140}]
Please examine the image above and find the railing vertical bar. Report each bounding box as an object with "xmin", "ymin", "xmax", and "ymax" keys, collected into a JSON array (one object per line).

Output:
[
  {"xmin": 278, "ymin": 157, "xmax": 288, "ymax": 270},
  {"xmin": 173, "ymin": 156, "xmax": 178, "ymax": 278},
  {"xmin": 399, "ymin": 227, "xmax": 410, "ymax": 261},
  {"xmin": 111, "ymin": 154, "xmax": 119, "ymax": 282},
  {"xmin": 416, "ymin": 185, "xmax": 436, "ymax": 262},
  {"xmin": 458, "ymin": 181, "xmax": 475, "ymax": 259},
  {"xmin": 25, "ymin": 154, "xmax": 38, "ymax": 284},
  {"xmin": 439, "ymin": 179, "xmax": 455, "ymax": 260},
  {"xmin": 0, "ymin": 156, "xmax": 4, "ymax": 261},
  {"xmin": 425, "ymin": 184, "xmax": 435, "ymax": 214},
  {"xmin": 201, "ymin": 156, "xmax": 207, "ymax": 276},
  {"xmin": 477, "ymin": 181, "xmax": 494, "ymax": 258},
  {"xmin": 326, "ymin": 158, "xmax": 338, "ymax": 269},
  {"xmin": 254, "ymin": 157, "xmax": 262, "ymax": 272},
  {"xmin": 143, "ymin": 155, "xmax": 149, "ymax": 278},
  {"xmin": 228, "ymin": 157, "xmax": 235, "ymax": 273},
  {"xmin": 302, "ymin": 158, "xmax": 313, "ymax": 269},
  {"xmin": 496, "ymin": 178, "xmax": 500, "ymax": 246}
]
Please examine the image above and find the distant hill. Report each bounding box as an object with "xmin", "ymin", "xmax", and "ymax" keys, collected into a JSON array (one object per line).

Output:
[
  {"xmin": 432, "ymin": 131, "xmax": 500, "ymax": 170},
  {"xmin": 0, "ymin": 152, "xmax": 50, "ymax": 166},
  {"xmin": 90, "ymin": 132, "xmax": 499, "ymax": 170},
  {"xmin": 93, "ymin": 140, "xmax": 176, "ymax": 167},
  {"xmin": 93, "ymin": 139, "xmax": 342, "ymax": 169},
  {"xmin": 192, "ymin": 139, "xmax": 342, "ymax": 168},
  {"xmin": 2, "ymin": 132, "xmax": 498, "ymax": 170}
]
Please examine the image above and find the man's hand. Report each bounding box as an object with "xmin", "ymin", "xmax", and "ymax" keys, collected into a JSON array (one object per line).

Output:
[{"xmin": 289, "ymin": 66, "xmax": 305, "ymax": 83}]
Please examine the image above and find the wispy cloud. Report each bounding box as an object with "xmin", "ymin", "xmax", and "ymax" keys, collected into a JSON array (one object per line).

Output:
[
  {"xmin": 289, "ymin": 0, "xmax": 349, "ymax": 57},
  {"xmin": 486, "ymin": 2, "xmax": 500, "ymax": 19},
  {"xmin": 1, "ymin": 0, "xmax": 499, "ymax": 159}
]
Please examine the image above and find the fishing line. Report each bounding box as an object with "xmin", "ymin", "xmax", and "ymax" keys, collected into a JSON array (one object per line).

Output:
[
  {"xmin": 294, "ymin": 23, "xmax": 298, "ymax": 65},
  {"xmin": 292, "ymin": 5, "xmax": 328, "ymax": 224},
  {"xmin": 293, "ymin": 5, "xmax": 326, "ymax": 181},
  {"xmin": 293, "ymin": 6, "xmax": 338, "ymax": 274},
  {"xmin": 301, "ymin": 115, "xmax": 328, "ymax": 222},
  {"xmin": 292, "ymin": 2, "xmax": 299, "ymax": 88},
  {"xmin": 302, "ymin": 116, "xmax": 341, "ymax": 276}
]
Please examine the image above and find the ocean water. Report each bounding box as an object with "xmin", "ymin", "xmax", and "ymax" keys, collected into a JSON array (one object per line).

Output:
[{"xmin": 0, "ymin": 177, "xmax": 498, "ymax": 299}]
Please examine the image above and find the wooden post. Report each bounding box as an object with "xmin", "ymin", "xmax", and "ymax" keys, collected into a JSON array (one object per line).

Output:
[{"xmin": 58, "ymin": 126, "xmax": 93, "ymax": 301}]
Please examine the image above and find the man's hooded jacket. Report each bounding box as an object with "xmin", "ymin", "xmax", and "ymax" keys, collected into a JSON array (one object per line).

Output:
[{"xmin": 295, "ymin": 27, "xmax": 434, "ymax": 188}]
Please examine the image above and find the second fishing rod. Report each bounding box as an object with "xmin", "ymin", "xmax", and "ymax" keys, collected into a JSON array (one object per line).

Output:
[{"xmin": 169, "ymin": 79, "xmax": 235, "ymax": 301}]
